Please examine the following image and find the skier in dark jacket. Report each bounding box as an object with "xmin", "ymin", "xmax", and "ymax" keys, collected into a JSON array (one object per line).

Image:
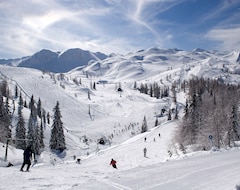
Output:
[
  {"xmin": 20, "ymin": 145, "xmax": 33, "ymax": 172},
  {"xmin": 110, "ymin": 158, "xmax": 117, "ymax": 169}
]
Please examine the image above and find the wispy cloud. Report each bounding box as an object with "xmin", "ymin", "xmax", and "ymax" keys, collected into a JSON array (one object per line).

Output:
[
  {"xmin": 0, "ymin": 0, "xmax": 239, "ymax": 58},
  {"xmin": 205, "ymin": 27, "xmax": 240, "ymax": 51}
]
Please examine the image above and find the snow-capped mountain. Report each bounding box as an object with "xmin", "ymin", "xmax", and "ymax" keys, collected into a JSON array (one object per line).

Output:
[{"xmin": 0, "ymin": 48, "xmax": 107, "ymax": 72}]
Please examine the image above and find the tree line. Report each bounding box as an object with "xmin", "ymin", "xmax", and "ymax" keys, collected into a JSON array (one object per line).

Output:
[
  {"xmin": 176, "ymin": 77, "xmax": 240, "ymax": 152},
  {"xmin": 0, "ymin": 80, "xmax": 66, "ymax": 159}
]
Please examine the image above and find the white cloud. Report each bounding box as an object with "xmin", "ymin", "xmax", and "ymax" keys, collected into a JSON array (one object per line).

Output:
[{"xmin": 205, "ymin": 27, "xmax": 240, "ymax": 51}]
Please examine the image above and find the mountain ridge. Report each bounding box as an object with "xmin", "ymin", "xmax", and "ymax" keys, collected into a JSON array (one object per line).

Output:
[
  {"xmin": 0, "ymin": 48, "xmax": 108, "ymax": 73},
  {"xmin": 1, "ymin": 47, "xmax": 239, "ymax": 74}
]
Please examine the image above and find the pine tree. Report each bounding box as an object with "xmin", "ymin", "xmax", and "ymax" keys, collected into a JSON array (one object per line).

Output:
[
  {"xmin": 42, "ymin": 109, "xmax": 46, "ymax": 129},
  {"xmin": 15, "ymin": 93, "xmax": 26, "ymax": 149},
  {"xmin": 49, "ymin": 101, "xmax": 66, "ymax": 152},
  {"xmin": 0, "ymin": 80, "xmax": 10, "ymax": 98},
  {"xmin": 33, "ymin": 123, "xmax": 41, "ymax": 156},
  {"xmin": 141, "ymin": 116, "xmax": 148, "ymax": 133},
  {"xmin": 47, "ymin": 112, "xmax": 50, "ymax": 124},
  {"xmin": 93, "ymin": 82, "xmax": 96, "ymax": 90},
  {"xmin": 0, "ymin": 95, "xmax": 11, "ymax": 143},
  {"xmin": 88, "ymin": 91, "xmax": 91, "ymax": 100},
  {"xmin": 230, "ymin": 104, "xmax": 239, "ymax": 141},
  {"xmin": 15, "ymin": 85, "xmax": 18, "ymax": 98},
  {"xmin": 27, "ymin": 106, "xmax": 37, "ymax": 146},
  {"xmin": 40, "ymin": 118, "xmax": 45, "ymax": 149},
  {"xmin": 174, "ymin": 106, "xmax": 179, "ymax": 120},
  {"xmin": 37, "ymin": 98, "xmax": 42, "ymax": 118},
  {"xmin": 155, "ymin": 117, "xmax": 158, "ymax": 126},
  {"xmin": 167, "ymin": 109, "xmax": 172, "ymax": 121},
  {"xmin": 29, "ymin": 95, "xmax": 35, "ymax": 111}
]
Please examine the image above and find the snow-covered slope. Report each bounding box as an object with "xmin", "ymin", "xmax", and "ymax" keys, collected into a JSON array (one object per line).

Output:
[
  {"xmin": 1, "ymin": 47, "xmax": 240, "ymax": 189},
  {"xmin": 83, "ymin": 47, "xmax": 240, "ymax": 84}
]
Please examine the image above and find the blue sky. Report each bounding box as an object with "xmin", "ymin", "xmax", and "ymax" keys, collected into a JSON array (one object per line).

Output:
[{"xmin": 0, "ymin": 0, "xmax": 239, "ymax": 58}]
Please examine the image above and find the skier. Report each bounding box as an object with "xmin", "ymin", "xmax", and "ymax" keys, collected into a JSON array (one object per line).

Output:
[
  {"xmin": 20, "ymin": 145, "xmax": 33, "ymax": 172},
  {"xmin": 143, "ymin": 147, "xmax": 147, "ymax": 157},
  {"xmin": 110, "ymin": 158, "xmax": 117, "ymax": 169}
]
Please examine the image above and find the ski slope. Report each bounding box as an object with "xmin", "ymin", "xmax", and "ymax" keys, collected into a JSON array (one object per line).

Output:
[
  {"xmin": 1, "ymin": 127, "xmax": 240, "ymax": 190},
  {"xmin": 1, "ymin": 48, "xmax": 240, "ymax": 189}
]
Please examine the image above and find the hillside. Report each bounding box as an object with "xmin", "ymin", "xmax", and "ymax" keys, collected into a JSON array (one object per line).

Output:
[
  {"xmin": 0, "ymin": 47, "xmax": 240, "ymax": 154},
  {"xmin": 0, "ymin": 47, "xmax": 240, "ymax": 189}
]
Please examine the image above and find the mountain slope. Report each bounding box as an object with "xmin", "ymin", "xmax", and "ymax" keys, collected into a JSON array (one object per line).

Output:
[
  {"xmin": 1, "ymin": 48, "xmax": 107, "ymax": 73},
  {"xmin": 1, "ymin": 47, "xmax": 240, "ymax": 189}
]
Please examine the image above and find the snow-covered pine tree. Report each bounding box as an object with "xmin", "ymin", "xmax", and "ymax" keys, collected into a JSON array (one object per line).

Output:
[
  {"xmin": 15, "ymin": 93, "xmax": 26, "ymax": 149},
  {"xmin": 37, "ymin": 98, "xmax": 42, "ymax": 118},
  {"xmin": 33, "ymin": 123, "xmax": 41, "ymax": 156},
  {"xmin": 42, "ymin": 109, "xmax": 46, "ymax": 129},
  {"xmin": 49, "ymin": 101, "xmax": 66, "ymax": 152},
  {"xmin": 47, "ymin": 112, "xmax": 50, "ymax": 124},
  {"xmin": 15, "ymin": 85, "xmax": 18, "ymax": 99},
  {"xmin": 40, "ymin": 118, "xmax": 45, "ymax": 149},
  {"xmin": 230, "ymin": 104, "xmax": 240, "ymax": 141},
  {"xmin": 167, "ymin": 109, "xmax": 172, "ymax": 121},
  {"xmin": 0, "ymin": 80, "xmax": 10, "ymax": 98},
  {"xmin": 27, "ymin": 105, "xmax": 37, "ymax": 146},
  {"xmin": 141, "ymin": 116, "xmax": 148, "ymax": 133},
  {"xmin": 0, "ymin": 95, "xmax": 11, "ymax": 143},
  {"xmin": 155, "ymin": 117, "xmax": 158, "ymax": 126},
  {"xmin": 29, "ymin": 95, "xmax": 35, "ymax": 111},
  {"xmin": 174, "ymin": 106, "xmax": 178, "ymax": 120}
]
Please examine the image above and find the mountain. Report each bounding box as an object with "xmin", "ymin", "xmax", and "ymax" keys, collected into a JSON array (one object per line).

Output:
[
  {"xmin": 82, "ymin": 47, "xmax": 240, "ymax": 83},
  {"xmin": 0, "ymin": 48, "xmax": 107, "ymax": 73},
  {"xmin": 0, "ymin": 56, "xmax": 29, "ymax": 66}
]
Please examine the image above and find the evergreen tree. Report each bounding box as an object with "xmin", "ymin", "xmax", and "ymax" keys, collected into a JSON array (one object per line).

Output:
[
  {"xmin": 141, "ymin": 116, "xmax": 148, "ymax": 133},
  {"xmin": 15, "ymin": 85, "xmax": 18, "ymax": 98},
  {"xmin": 29, "ymin": 95, "xmax": 35, "ymax": 111},
  {"xmin": 133, "ymin": 81, "xmax": 137, "ymax": 89},
  {"xmin": 174, "ymin": 106, "xmax": 179, "ymax": 120},
  {"xmin": 42, "ymin": 109, "xmax": 46, "ymax": 129},
  {"xmin": 230, "ymin": 104, "xmax": 239, "ymax": 140},
  {"xmin": 47, "ymin": 112, "xmax": 50, "ymax": 124},
  {"xmin": 33, "ymin": 123, "xmax": 41, "ymax": 156},
  {"xmin": 37, "ymin": 98, "xmax": 42, "ymax": 118},
  {"xmin": 0, "ymin": 80, "xmax": 10, "ymax": 98},
  {"xmin": 40, "ymin": 118, "xmax": 45, "ymax": 149},
  {"xmin": 49, "ymin": 101, "xmax": 66, "ymax": 152},
  {"xmin": 155, "ymin": 117, "xmax": 158, "ymax": 126},
  {"xmin": 167, "ymin": 109, "xmax": 172, "ymax": 121},
  {"xmin": 27, "ymin": 106, "xmax": 37, "ymax": 146},
  {"xmin": 88, "ymin": 90, "xmax": 91, "ymax": 100},
  {"xmin": 150, "ymin": 84, "xmax": 153, "ymax": 97},
  {"xmin": 24, "ymin": 99, "xmax": 28, "ymax": 108},
  {"xmin": 15, "ymin": 93, "xmax": 26, "ymax": 149},
  {"xmin": 0, "ymin": 95, "xmax": 11, "ymax": 143},
  {"xmin": 93, "ymin": 82, "xmax": 96, "ymax": 90}
]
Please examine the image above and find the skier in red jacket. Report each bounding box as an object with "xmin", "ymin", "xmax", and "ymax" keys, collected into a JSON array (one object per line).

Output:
[{"xmin": 110, "ymin": 158, "xmax": 117, "ymax": 169}]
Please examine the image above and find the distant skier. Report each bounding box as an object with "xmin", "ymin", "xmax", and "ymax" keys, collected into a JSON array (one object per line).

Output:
[
  {"xmin": 144, "ymin": 137, "xmax": 147, "ymax": 142},
  {"xmin": 110, "ymin": 158, "xmax": 117, "ymax": 169},
  {"xmin": 143, "ymin": 147, "xmax": 147, "ymax": 157},
  {"xmin": 20, "ymin": 145, "xmax": 33, "ymax": 172}
]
